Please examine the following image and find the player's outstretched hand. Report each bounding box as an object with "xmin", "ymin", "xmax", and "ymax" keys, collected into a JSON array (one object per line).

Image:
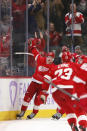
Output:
[{"xmin": 28, "ymin": 38, "xmax": 36, "ymax": 50}]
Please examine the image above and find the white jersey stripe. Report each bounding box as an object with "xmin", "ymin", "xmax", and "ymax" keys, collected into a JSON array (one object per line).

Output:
[
  {"xmin": 51, "ymin": 85, "xmax": 73, "ymax": 93},
  {"xmin": 35, "ymin": 54, "xmax": 40, "ymax": 61},
  {"xmin": 78, "ymin": 115, "xmax": 87, "ymax": 122},
  {"xmin": 22, "ymin": 101, "xmax": 29, "ymax": 106},
  {"xmin": 79, "ymin": 94, "xmax": 87, "ymax": 99},
  {"xmin": 33, "ymin": 105, "xmax": 39, "ymax": 110},
  {"xmin": 67, "ymin": 113, "xmax": 77, "ymax": 119},
  {"xmin": 73, "ymin": 76, "xmax": 86, "ymax": 84},
  {"xmin": 32, "ymin": 77, "xmax": 43, "ymax": 84}
]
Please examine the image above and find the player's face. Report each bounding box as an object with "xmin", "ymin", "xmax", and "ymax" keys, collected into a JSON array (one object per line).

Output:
[{"xmin": 46, "ymin": 56, "xmax": 54, "ymax": 64}]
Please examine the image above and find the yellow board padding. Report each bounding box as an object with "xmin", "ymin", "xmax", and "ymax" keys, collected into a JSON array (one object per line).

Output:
[{"xmin": 0, "ymin": 110, "xmax": 66, "ymax": 121}]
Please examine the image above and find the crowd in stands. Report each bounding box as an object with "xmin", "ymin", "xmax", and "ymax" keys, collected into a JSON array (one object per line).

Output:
[{"xmin": 0, "ymin": 0, "xmax": 87, "ymax": 76}]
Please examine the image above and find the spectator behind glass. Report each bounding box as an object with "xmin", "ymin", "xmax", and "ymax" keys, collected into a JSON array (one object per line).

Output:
[
  {"xmin": 28, "ymin": 0, "xmax": 42, "ymax": 38},
  {"xmin": 0, "ymin": 15, "xmax": 10, "ymax": 33},
  {"xmin": 12, "ymin": 0, "xmax": 26, "ymax": 70},
  {"xmin": 12, "ymin": 0, "xmax": 26, "ymax": 33},
  {"xmin": 35, "ymin": 1, "xmax": 46, "ymax": 31},
  {"xmin": 77, "ymin": 0, "xmax": 87, "ymax": 17},
  {"xmin": 49, "ymin": 22, "xmax": 62, "ymax": 58},
  {"xmin": 1, "ymin": 0, "xmax": 10, "ymax": 17},
  {"xmin": 65, "ymin": 3, "xmax": 84, "ymax": 48},
  {"xmin": 0, "ymin": 29, "xmax": 10, "ymax": 76},
  {"xmin": 50, "ymin": 0, "xmax": 64, "ymax": 32},
  {"xmin": 77, "ymin": 0, "xmax": 87, "ymax": 35}
]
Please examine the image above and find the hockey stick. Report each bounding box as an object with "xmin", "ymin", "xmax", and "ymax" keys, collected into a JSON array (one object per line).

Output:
[
  {"xmin": 14, "ymin": 52, "xmax": 34, "ymax": 56},
  {"xmin": 44, "ymin": 79, "xmax": 79, "ymax": 101}
]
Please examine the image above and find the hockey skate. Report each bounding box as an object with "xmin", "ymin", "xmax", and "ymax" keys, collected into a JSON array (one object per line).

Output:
[
  {"xmin": 26, "ymin": 112, "xmax": 36, "ymax": 119},
  {"xmin": 16, "ymin": 111, "xmax": 25, "ymax": 120},
  {"xmin": 52, "ymin": 112, "xmax": 62, "ymax": 120},
  {"xmin": 70, "ymin": 123, "xmax": 79, "ymax": 131},
  {"xmin": 79, "ymin": 125, "xmax": 86, "ymax": 131}
]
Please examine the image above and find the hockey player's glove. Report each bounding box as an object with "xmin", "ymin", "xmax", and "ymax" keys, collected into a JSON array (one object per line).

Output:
[{"xmin": 28, "ymin": 38, "xmax": 36, "ymax": 50}]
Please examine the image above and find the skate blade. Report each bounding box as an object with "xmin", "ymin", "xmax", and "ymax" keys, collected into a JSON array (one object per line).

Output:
[
  {"xmin": 26, "ymin": 117, "xmax": 32, "ymax": 120},
  {"xmin": 16, "ymin": 117, "xmax": 23, "ymax": 120},
  {"xmin": 51, "ymin": 117, "xmax": 59, "ymax": 121}
]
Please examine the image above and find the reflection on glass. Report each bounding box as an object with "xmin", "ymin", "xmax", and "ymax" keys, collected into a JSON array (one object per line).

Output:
[{"xmin": 0, "ymin": 0, "xmax": 10, "ymax": 76}]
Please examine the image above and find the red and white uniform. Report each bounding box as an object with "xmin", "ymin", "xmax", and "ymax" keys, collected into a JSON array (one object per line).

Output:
[
  {"xmin": 32, "ymin": 48, "xmax": 54, "ymax": 84},
  {"xmin": 61, "ymin": 46, "xmax": 73, "ymax": 63},
  {"xmin": 61, "ymin": 51, "xmax": 73, "ymax": 63},
  {"xmin": 21, "ymin": 46, "xmax": 54, "ymax": 114},
  {"xmin": 43, "ymin": 62, "xmax": 87, "ymax": 128},
  {"xmin": 65, "ymin": 12, "xmax": 84, "ymax": 36},
  {"xmin": 73, "ymin": 61, "xmax": 87, "ymax": 112},
  {"xmin": 50, "ymin": 63, "xmax": 76, "ymax": 92},
  {"xmin": 52, "ymin": 63, "xmax": 77, "ymax": 127},
  {"xmin": 72, "ymin": 53, "xmax": 87, "ymax": 64},
  {"xmin": 72, "ymin": 53, "xmax": 80, "ymax": 62}
]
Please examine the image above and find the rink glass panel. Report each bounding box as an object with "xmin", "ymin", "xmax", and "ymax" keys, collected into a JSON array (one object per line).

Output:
[
  {"xmin": 0, "ymin": 0, "xmax": 87, "ymax": 76},
  {"xmin": 0, "ymin": 0, "xmax": 11, "ymax": 76},
  {"xmin": 0, "ymin": 0, "xmax": 49, "ymax": 76}
]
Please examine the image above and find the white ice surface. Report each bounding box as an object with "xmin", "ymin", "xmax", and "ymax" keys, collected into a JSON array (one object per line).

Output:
[{"xmin": 0, "ymin": 118, "xmax": 72, "ymax": 131}]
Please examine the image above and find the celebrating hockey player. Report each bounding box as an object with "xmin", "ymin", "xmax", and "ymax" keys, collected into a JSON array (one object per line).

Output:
[
  {"xmin": 16, "ymin": 37, "xmax": 55, "ymax": 119},
  {"xmin": 52, "ymin": 45, "xmax": 73, "ymax": 120},
  {"xmin": 43, "ymin": 54, "xmax": 87, "ymax": 131}
]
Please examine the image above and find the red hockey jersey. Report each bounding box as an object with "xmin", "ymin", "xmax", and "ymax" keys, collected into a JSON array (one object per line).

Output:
[
  {"xmin": 65, "ymin": 12, "xmax": 84, "ymax": 36},
  {"xmin": 31, "ymin": 48, "xmax": 54, "ymax": 84}
]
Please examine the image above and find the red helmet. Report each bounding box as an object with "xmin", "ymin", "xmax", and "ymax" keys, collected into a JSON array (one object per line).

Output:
[
  {"xmin": 62, "ymin": 45, "xmax": 68, "ymax": 52},
  {"xmin": 47, "ymin": 52, "xmax": 55, "ymax": 58},
  {"xmin": 62, "ymin": 51, "xmax": 72, "ymax": 63}
]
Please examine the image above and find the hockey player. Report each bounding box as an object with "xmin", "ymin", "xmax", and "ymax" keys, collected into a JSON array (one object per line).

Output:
[
  {"xmin": 62, "ymin": 45, "xmax": 69, "ymax": 52},
  {"xmin": 52, "ymin": 47, "xmax": 73, "ymax": 120},
  {"xmin": 61, "ymin": 49, "xmax": 73, "ymax": 63},
  {"xmin": 73, "ymin": 58, "xmax": 87, "ymax": 113},
  {"xmin": 72, "ymin": 45, "xmax": 87, "ymax": 64},
  {"xmin": 16, "ymin": 38, "xmax": 55, "ymax": 119},
  {"xmin": 43, "ymin": 56, "xmax": 87, "ymax": 131}
]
